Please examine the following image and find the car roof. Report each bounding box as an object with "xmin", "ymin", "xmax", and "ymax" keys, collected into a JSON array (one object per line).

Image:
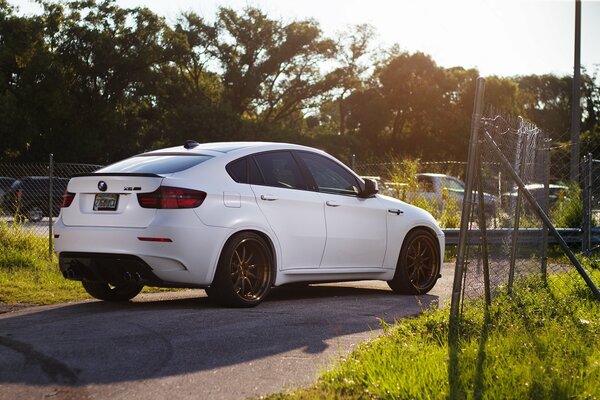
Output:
[
  {"xmin": 523, "ymin": 183, "xmax": 569, "ymax": 190},
  {"xmin": 142, "ymin": 141, "xmax": 324, "ymax": 158},
  {"xmin": 417, "ymin": 173, "xmax": 457, "ymax": 178}
]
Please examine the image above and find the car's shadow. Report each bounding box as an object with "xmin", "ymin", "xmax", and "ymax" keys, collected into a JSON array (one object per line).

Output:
[{"xmin": 0, "ymin": 284, "xmax": 439, "ymax": 387}]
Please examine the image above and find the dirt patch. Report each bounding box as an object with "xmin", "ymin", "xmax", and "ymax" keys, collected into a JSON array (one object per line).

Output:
[{"xmin": 0, "ymin": 303, "xmax": 35, "ymax": 314}]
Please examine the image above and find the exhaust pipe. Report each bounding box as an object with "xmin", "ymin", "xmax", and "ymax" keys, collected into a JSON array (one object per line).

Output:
[
  {"xmin": 133, "ymin": 272, "xmax": 142, "ymax": 282},
  {"xmin": 123, "ymin": 271, "xmax": 132, "ymax": 282},
  {"xmin": 64, "ymin": 268, "xmax": 77, "ymax": 280}
]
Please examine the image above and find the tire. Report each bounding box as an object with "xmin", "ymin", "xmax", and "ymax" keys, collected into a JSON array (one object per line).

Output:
[
  {"xmin": 27, "ymin": 207, "xmax": 43, "ymax": 222},
  {"xmin": 207, "ymin": 232, "xmax": 274, "ymax": 307},
  {"xmin": 82, "ymin": 281, "xmax": 143, "ymax": 301},
  {"xmin": 388, "ymin": 228, "xmax": 441, "ymax": 295}
]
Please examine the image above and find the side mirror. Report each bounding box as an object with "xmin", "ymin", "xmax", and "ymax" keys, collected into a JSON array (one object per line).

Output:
[{"xmin": 359, "ymin": 178, "xmax": 378, "ymax": 198}]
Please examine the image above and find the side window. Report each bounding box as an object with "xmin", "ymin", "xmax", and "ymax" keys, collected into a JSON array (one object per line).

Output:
[
  {"xmin": 296, "ymin": 152, "xmax": 359, "ymax": 196},
  {"xmin": 417, "ymin": 176, "xmax": 434, "ymax": 192},
  {"xmin": 226, "ymin": 157, "xmax": 265, "ymax": 185},
  {"xmin": 442, "ymin": 177, "xmax": 464, "ymax": 191},
  {"xmin": 253, "ymin": 151, "xmax": 304, "ymax": 189},
  {"xmin": 226, "ymin": 157, "xmax": 248, "ymax": 183}
]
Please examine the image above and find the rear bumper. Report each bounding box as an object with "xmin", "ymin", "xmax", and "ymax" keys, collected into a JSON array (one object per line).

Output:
[
  {"xmin": 54, "ymin": 216, "xmax": 232, "ymax": 286},
  {"xmin": 58, "ymin": 252, "xmax": 200, "ymax": 288},
  {"xmin": 58, "ymin": 252, "xmax": 207, "ymax": 288}
]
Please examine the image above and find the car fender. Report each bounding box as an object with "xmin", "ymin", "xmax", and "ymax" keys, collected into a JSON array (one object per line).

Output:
[
  {"xmin": 379, "ymin": 197, "xmax": 444, "ymax": 269},
  {"xmin": 207, "ymin": 223, "xmax": 283, "ymax": 287}
]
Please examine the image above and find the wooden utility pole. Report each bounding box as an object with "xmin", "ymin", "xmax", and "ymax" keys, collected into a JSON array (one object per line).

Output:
[{"xmin": 570, "ymin": 0, "xmax": 581, "ymax": 182}]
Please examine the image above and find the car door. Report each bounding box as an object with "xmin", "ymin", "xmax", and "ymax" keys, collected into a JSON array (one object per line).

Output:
[
  {"xmin": 250, "ymin": 151, "xmax": 327, "ymax": 270},
  {"xmin": 440, "ymin": 176, "xmax": 465, "ymax": 207},
  {"xmin": 295, "ymin": 151, "xmax": 387, "ymax": 269}
]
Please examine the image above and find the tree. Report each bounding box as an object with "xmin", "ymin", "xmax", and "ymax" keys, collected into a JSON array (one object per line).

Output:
[
  {"xmin": 516, "ymin": 74, "xmax": 571, "ymax": 142},
  {"xmin": 330, "ymin": 24, "xmax": 375, "ymax": 136},
  {"xmin": 378, "ymin": 52, "xmax": 446, "ymax": 143},
  {"xmin": 208, "ymin": 7, "xmax": 337, "ymax": 125},
  {"xmin": 0, "ymin": 1, "xmax": 50, "ymax": 160}
]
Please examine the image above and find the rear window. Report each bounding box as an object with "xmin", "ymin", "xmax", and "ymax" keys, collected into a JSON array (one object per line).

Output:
[{"xmin": 97, "ymin": 155, "xmax": 213, "ymax": 174}]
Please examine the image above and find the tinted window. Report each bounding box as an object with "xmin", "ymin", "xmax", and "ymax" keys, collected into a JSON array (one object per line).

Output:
[
  {"xmin": 0, "ymin": 178, "xmax": 15, "ymax": 192},
  {"xmin": 97, "ymin": 155, "xmax": 213, "ymax": 174},
  {"xmin": 226, "ymin": 157, "xmax": 264, "ymax": 185},
  {"xmin": 15, "ymin": 177, "xmax": 63, "ymax": 191},
  {"xmin": 296, "ymin": 152, "xmax": 359, "ymax": 196},
  {"xmin": 417, "ymin": 176, "xmax": 434, "ymax": 192},
  {"xmin": 227, "ymin": 158, "xmax": 247, "ymax": 183},
  {"xmin": 441, "ymin": 177, "xmax": 464, "ymax": 191},
  {"xmin": 253, "ymin": 152, "xmax": 304, "ymax": 189}
]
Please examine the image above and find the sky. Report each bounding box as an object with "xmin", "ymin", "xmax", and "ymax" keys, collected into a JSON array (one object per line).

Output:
[{"xmin": 9, "ymin": 0, "xmax": 600, "ymax": 78}]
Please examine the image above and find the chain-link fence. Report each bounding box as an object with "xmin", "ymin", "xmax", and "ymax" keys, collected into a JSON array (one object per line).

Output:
[
  {"xmin": 350, "ymin": 149, "xmax": 597, "ymax": 236},
  {"xmin": 449, "ymin": 78, "xmax": 600, "ymax": 346},
  {"xmin": 0, "ymin": 158, "xmax": 102, "ymax": 258},
  {"xmin": 585, "ymin": 157, "xmax": 600, "ymax": 254}
]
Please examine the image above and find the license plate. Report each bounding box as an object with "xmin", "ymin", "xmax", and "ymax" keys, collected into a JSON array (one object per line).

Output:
[{"xmin": 94, "ymin": 193, "xmax": 119, "ymax": 211}]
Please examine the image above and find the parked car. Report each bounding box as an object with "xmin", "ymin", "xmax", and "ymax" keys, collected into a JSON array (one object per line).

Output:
[
  {"xmin": 0, "ymin": 176, "xmax": 16, "ymax": 210},
  {"xmin": 402, "ymin": 173, "xmax": 498, "ymax": 215},
  {"xmin": 55, "ymin": 141, "xmax": 445, "ymax": 307},
  {"xmin": 2, "ymin": 176, "xmax": 70, "ymax": 221},
  {"xmin": 501, "ymin": 183, "xmax": 569, "ymax": 210}
]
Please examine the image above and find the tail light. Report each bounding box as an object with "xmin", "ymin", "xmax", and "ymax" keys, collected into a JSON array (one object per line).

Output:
[
  {"xmin": 61, "ymin": 191, "xmax": 75, "ymax": 208},
  {"xmin": 15, "ymin": 190, "xmax": 23, "ymax": 200},
  {"xmin": 137, "ymin": 186, "xmax": 206, "ymax": 209}
]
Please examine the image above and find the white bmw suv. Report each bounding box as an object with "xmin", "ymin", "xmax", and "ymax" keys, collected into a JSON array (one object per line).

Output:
[{"xmin": 55, "ymin": 141, "xmax": 444, "ymax": 307}]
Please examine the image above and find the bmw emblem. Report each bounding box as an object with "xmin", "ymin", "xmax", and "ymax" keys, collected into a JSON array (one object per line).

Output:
[{"xmin": 98, "ymin": 181, "xmax": 108, "ymax": 192}]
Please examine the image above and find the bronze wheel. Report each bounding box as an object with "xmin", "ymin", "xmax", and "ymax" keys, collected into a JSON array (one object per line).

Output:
[
  {"xmin": 388, "ymin": 228, "xmax": 440, "ymax": 294},
  {"xmin": 208, "ymin": 232, "xmax": 273, "ymax": 307}
]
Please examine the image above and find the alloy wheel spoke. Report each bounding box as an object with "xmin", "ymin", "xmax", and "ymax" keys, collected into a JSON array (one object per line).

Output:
[
  {"xmin": 243, "ymin": 276, "xmax": 255, "ymax": 294},
  {"xmin": 235, "ymin": 249, "xmax": 244, "ymax": 266}
]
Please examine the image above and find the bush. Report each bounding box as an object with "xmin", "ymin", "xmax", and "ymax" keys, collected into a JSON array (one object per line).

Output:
[{"xmin": 551, "ymin": 183, "xmax": 583, "ymax": 228}]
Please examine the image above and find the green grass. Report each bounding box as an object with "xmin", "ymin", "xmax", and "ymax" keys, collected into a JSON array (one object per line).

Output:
[
  {"xmin": 0, "ymin": 222, "xmax": 177, "ymax": 305},
  {"xmin": 269, "ymin": 269, "xmax": 600, "ymax": 400},
  {"xmin": 0, "ymin": 222, "xmax": 86, "ymax": 304}
]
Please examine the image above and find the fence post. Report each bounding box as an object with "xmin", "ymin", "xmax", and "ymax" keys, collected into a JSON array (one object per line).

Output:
[
  {"xmin": 476, "ymin": 146, "xmax": 491, "ymax": 305},
  {"xmin": 449, "ymin": 77, "xmax": 485, "ymax": 339},
  {"xmin": 541, "ymin": 140, "xmax": 550, "ymax": 280},
  {"xmin": 48, "ymin": 153, "xmax": 54, "ymax": 260},
  {"xmin": 508, "ymin": 120, "xmax": 527, "ymax": 294},
  {"xmin": 583, "ymin": 153, "xmax": 592, "ymax": 256}
]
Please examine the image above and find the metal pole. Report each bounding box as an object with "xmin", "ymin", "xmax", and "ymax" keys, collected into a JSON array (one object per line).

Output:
[
  {"xmin": 541, "ymin": 141, "xmax": 550, "ymax": 280},
  {"xmin": 483, "ymin": 130, "xmax": 600, "ymax": 301},
  {"xmin": 450, "ymin": 77, "xmax": 485, "ymax": 339},
  {"xmin": 583, "ymin": 153, "xmax": 592, "ymax": 255},
  {"xmin": 508, "ymin": 123, "xmax": 527, "ymax": 293},
  {"xmin": 352, "ymin": 154, "xmax": 356, "ymax": 171},
  {"xmin": 48, "ymin": 153, "xmax": 54, "ymax": 260},
  {"xmin": 570, "ymin": 0, "xmax": 581, "ymax": 182},
  {"xmin": 476, "ymin": 148, "xmax": 491, "ymax": 305}
]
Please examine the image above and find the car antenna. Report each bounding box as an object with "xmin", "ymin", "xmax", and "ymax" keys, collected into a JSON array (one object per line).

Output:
[{"xmin": 184, "ymin": 140, "xmax": 200, "ymax": 149}]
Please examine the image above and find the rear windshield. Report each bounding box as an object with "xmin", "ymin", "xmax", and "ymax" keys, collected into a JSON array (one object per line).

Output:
[{"xmin": 97, "ymin": 154, "xmax": 213, "ymax": 174}]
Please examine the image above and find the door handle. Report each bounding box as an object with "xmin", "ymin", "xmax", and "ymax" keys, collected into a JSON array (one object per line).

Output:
[
  {"xmin": 260, "ymin": 194, "xmax": 278, "ymax": 201},
  {"xmin": 326, "ymin": 200, "xmax": 340, "ymax": 207},
  {"xmin": 388, "ymin": 209, "xmax": 403, "ymax": 215}
]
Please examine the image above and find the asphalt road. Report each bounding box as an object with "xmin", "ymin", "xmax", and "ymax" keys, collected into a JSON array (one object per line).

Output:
[{"xmin": 0, "ymin": 268, "xmax": 454, "ymax": 400}]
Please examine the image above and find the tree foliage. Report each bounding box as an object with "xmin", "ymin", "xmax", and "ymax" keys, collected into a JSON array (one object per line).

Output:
[{"xmin": 0, "ymin": 0, "xmax": 598, "ymax": 164}]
